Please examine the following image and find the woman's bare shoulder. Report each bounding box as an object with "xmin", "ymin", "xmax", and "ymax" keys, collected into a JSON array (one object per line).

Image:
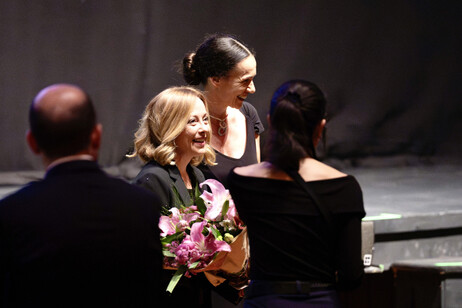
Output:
[
  {"xmin": 233, "ymin": 163, "xmax": 265, "ymax": 176},
  {"xmin": 234, "ymin": 159, "xmax": 347, "ymax": 182},
  {"xmin": 299, "ymin": 159, "xmax": 347, "ymax": 181},
  {"xmin": 233, "ymin": 162, "xmax": 291, "ymax": 180}
]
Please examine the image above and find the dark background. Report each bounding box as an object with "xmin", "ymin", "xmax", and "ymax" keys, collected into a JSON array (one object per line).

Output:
[{"xmin": 1, "ymin": 0, "xmax": 461, "ymax": 173}]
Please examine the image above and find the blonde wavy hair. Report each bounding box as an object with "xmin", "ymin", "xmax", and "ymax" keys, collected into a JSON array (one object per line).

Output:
[{"xmin": 128, "ymin": 86, "xmax": 215, "ymax": 166}]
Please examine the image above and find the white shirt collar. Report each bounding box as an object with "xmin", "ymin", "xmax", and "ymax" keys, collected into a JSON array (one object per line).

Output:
[{"xmin": 46, "ymin": 154, "xmax": 94, "ymax": 171}]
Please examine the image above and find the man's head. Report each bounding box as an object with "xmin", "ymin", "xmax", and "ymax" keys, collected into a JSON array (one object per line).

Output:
[{"xmin": 27, "ymin": 84, "xmax": 101, "ymax": 164}]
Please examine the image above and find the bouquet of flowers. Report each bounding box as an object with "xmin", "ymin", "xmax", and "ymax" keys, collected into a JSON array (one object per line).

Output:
[{"xmin": 159, "ymin": 179, "xmax": 248, "ymax": 293}]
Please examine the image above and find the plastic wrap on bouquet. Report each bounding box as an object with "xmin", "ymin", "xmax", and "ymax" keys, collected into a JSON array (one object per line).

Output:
[{"xmin": 204, "ymin": 227, "xmax": 249, "ymax": 289}]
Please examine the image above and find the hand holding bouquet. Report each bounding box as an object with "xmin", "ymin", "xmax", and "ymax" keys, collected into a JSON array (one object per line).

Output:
[{"xmin": 159, "ymin": 179, "xmax": 247, "ymax": 293}]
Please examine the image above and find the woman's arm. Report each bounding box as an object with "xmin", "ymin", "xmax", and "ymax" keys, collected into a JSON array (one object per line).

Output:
[{"xmin": 255, "ymin": 134, "xmax": 261, "ymax": 163}]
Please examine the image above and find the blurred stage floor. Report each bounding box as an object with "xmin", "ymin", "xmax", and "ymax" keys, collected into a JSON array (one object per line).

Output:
[
  {"xmin": 3, "ymin": 164, "xmax": 460, "ymax": 215},
  {"xmin": 345, "ymin": 164, "xmax": 462, "ymax": 269}
]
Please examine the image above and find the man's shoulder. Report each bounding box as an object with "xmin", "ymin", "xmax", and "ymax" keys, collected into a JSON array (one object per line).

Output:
[
  {"xmin": 0, "ymin": 181, "xmax": 43, "ymax": 215},
  {"xmin": 103, "ymin": 176, "xmax": 162, "ymax": 218},
  {"xmin": 0, "ymin": 167, "xmax": 159, "ymax": 210},
  {"xmin": 107, "ymin": 174, "xmax": 160, "ymax": 199},
  {"xmin": 1, "ymin": 178, "xmax": 44, "ymax": 199}
]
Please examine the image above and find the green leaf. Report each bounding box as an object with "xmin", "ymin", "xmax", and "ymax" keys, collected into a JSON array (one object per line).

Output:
[
  {"xmin": 189, "ymin": 261, "xmax": 200, "ymax": 269},
  {"xmin": 160, "ymin": 205, "xmax": 171, "ymax": 217},
  {"xmin": 162, "ymin": 250, "xmax": 176, "ymax": 258},
  {"xmin": 166, "ymin": 266, "xmax": 187, "ymax": 293},
  {"xmin": 194, "ymin": 182, "xmax": 202, "ymax": 199},
  {"xmin": 210, "ymin": 226, "xmax": 222, "ymax": 240},
  {"xmin": 221, "ymin": 199, "xmax": 229, "ymax": 220},
  {"xmin": 196, "ymin": 196, "xmax": 207, "ymax": 216},
  {"xmin": 161, "ymin": 231, "xmax": 184, "ymax": 245}
]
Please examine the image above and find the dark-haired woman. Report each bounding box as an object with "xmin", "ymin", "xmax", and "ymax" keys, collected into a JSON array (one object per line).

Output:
[
  {"xmin": 182, "ymin": 34, "xmax": 264, "ymax": 187},
  {"xmin": 228, "ymin": 80, "xmax": 365, "ymax": 307}
]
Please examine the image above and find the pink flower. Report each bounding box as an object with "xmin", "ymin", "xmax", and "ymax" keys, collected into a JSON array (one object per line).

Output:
[
  {"xmin": 191, "ymin": 221, "xmax": 231, "ymax": 254},
  {"xmin": 159, "ymin": 207, "xmax": 200, "ymax": 237},
  {"xmin": 200, "ymin": 179, "xmax": 237, "ymax": 221},
  {"xmin": 175, "ymin": 240, "xmax": 196, "ymax": 265},
  {"xmin": 174, "ymin": 221, "xmax": 230, "ymax": 268}
]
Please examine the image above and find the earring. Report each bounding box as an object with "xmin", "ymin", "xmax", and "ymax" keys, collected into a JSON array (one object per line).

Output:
[{"xmin": 170, "ymin": 140, "xmax": 177, "ymax": 165}]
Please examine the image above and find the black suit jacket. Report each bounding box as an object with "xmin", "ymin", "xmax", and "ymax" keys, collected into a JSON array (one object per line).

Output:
[
  {"xmin": 132, "ymin": 161, "xmax": 242, "ymax": 306},
  {"xmin": 0, "ymin": 160, "xmax": 163, "ymax": 308},
  {"xmin": 132, "ymin": 161, "xmax": 205, "ymax": 209}
]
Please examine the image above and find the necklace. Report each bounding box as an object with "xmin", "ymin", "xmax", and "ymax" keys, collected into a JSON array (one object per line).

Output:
[{"xmin": 210, "ymin": 114, "xmax": 228, "ymax": 136}]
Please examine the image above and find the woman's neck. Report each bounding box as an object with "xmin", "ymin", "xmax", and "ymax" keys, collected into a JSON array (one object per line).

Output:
[
  {"xmin": 204, "ymin": 85, "xmax": 228, "ymax": 118},
  {"xmin": 174, "ymin": 155, "xmax": 192, "ymax": 189}
]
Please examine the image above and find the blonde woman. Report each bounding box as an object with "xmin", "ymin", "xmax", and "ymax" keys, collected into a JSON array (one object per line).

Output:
[
  {"xmin": 130, "ymin": 86, "xmax": 216, "ymax": 307},
  {"xmin": 131, "ymin": 86, "xmax": 215, "ymax": 209}
]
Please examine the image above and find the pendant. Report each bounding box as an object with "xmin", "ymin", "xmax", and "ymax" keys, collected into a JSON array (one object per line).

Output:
[
  {"xmin": 210, "ymin": 114, "xmax": 228, "ymax": 137},
  {"xmin": 217, "ymin": 121, "xmax": 227, "ymax": 136}
]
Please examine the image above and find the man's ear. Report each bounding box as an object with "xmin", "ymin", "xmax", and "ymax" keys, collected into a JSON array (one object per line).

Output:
[
  {"xmin": 26, "ymin": 130, "xmax": 41, "ymax": 155},
  {"xmin": 266, "ymin": 114, "xmax": 271, "ymax": 129},
  {"xmin": 89, "ymin": 124, "xmax": 102, "ymax": 159}
]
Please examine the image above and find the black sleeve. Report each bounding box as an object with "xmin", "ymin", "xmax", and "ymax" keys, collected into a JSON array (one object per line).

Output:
[
  {"xmin": 0, "ymin": 219, "xmax": 5, "ymax": 305},
  {"xmin": 143, "ymin": 193, "xmax": 164, "ymax": 304},
  {"xmin": 335, "ymin": 214, "xmax": 364, "ymax": 290},
  {"xmin": 240, "ymin": 102, "xmax": 264, "ymax": 135},
  {"xmin": 132, "ymin": 171, "xmax": 171, "ymax": 209}
]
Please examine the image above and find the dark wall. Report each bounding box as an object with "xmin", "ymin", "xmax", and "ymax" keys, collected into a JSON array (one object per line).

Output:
[{"xmin": 1, "ymin": 1, "xmax": 461, "ymax": 171}]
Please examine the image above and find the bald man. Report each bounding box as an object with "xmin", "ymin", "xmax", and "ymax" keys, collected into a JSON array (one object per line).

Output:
[{"xmin": 0, "ymin": 84, "xmax": 163, "ymax": 307}]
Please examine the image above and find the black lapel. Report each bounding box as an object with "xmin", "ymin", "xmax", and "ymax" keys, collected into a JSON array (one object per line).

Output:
[{"xmin": 166, "ymin": 165, "xmax": 190, "ymax": 205}]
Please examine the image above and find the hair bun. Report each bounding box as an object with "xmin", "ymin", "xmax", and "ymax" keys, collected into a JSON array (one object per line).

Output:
[
  {"xmin": 184, "ymin": 52, "xmax": 195, "ymax": 68},
  {"xmin": 182, "ymin": 52, "xmax": 201, "ymax": 85},
  {"xmin": 284, "ymin": 91, "xmax": 302, "ymax": 104}
]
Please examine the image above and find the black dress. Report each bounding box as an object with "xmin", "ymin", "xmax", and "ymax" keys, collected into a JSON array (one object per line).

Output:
[
  {"xmin": 199, "ymin": 101, "xmax": 264, "ymax": 187},
  {"xmin": 228, "ymin": 170, "xmax": 365, "ymax": 306}
]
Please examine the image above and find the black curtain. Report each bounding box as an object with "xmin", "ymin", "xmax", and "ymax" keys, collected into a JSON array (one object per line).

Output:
[{"xmin": 1, "ymin": 0, "xmax": 461, "ymax": 172}]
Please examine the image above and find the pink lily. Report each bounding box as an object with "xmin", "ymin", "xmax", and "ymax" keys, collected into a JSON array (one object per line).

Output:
[
  {"xmin": 200, "ymin": 179, "xmax": 237, "ymax": 221},
  {"xmin": 159, "ymin": 207, "xmax": 200, "ymax": 237},
  {"xmin": 191, "ymin": 221, "xmax": 231, "ymax": 253}
]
